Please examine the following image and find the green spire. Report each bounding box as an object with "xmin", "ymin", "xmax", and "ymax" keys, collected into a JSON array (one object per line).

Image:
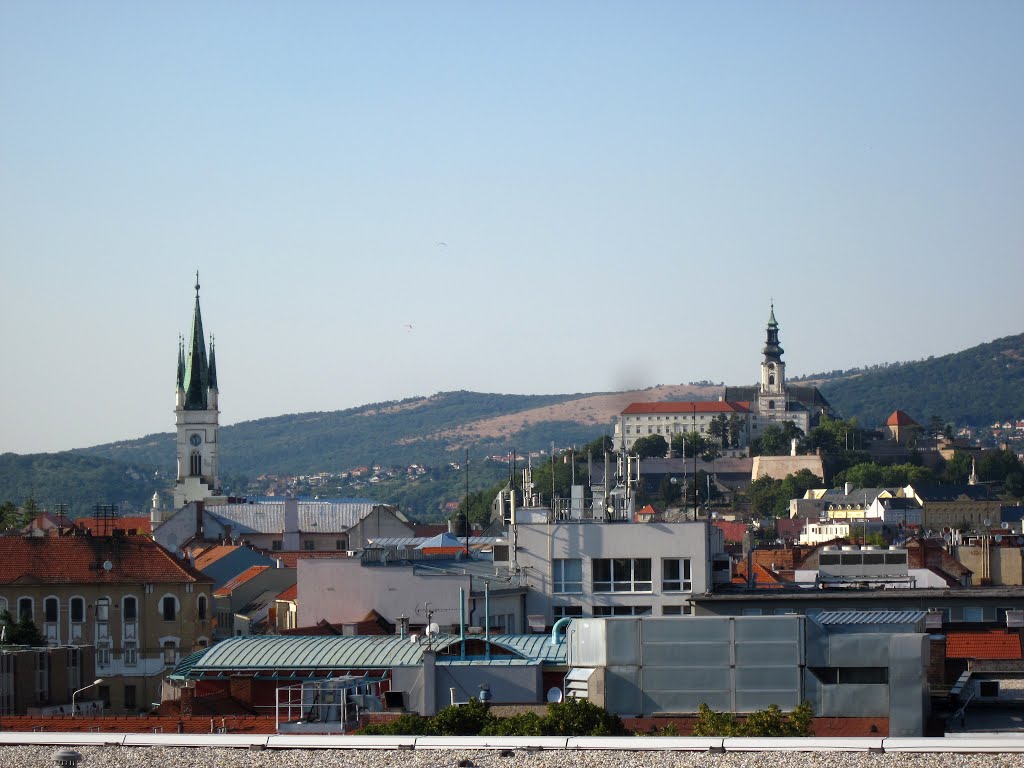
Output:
[
  {"xmin": 208, "ymin": 334, "xmax": 218, "ymax": 391},
  {"xmin": 176, "ymin": 336, "xmax": 185, "ymax": 389},
  {"xmin": 183, "ymin": 273, "xmax": 210, "ymax": 410},
  {"xmin": 767, "ymin": 302, "xmax": 778, "ymax": 329}
]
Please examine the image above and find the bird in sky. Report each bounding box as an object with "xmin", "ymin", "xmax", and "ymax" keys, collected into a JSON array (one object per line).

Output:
[
  {"xmin": 435, "ymin": 241, "xmax": 447, "ymax": 248},
  {"xmin": 404, "ymin": 324, "xmax": 414, "ymax": 332}
]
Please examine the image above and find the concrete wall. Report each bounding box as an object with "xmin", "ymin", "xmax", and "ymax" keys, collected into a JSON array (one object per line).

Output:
[
  {"xmin": 297, "ymin": 559, "xmax": 470, "ymax": 628},
  {"xmin": 513, "ymin": 520, "xmax": 720, "ymax": 621}
]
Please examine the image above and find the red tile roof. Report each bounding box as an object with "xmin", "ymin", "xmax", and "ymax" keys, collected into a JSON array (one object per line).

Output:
[
  {"xmin": 275, "ymin": 584, "xmax": 298, "ymax": 602},
  {"xmin": 622, "ymin": 401, "xmax": 751, "ymax": 415},
  {"xmin": 713, "ymin": 520, "xmax": 748, "ymax": 544},
  {"xmin": 214, "ymin": 565, "xmax": 269, "ymax": 597},
  {"xmin": 0, "ymin": 535, "xmax": 211, "ymax": 585},
  {"xmin": 266, "ymin": 551, "xmax": 350, "ymax": 568},
  {"xmin": 193, "ymin": 544, "xmax": 248, "ymax": 570},
  {"xmin": 946, "ymin": 631, "xmax": 1022, "ymax": 660},
  {"xmin": 886, "ymin": 410, "xmax": 919, "ymax": 427}
]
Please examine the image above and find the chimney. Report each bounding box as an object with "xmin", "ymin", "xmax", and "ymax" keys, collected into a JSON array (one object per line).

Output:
[
  {"xmin": 844, "ymin": 482, "xmax": 853, "ymax": 496},
  {"xmin": 282, "ymin": 497, "xmax": 300, "ymax": 551},
  {"xmin": 790, "ymin": 438, "xmax": 798, "ymax": 457}
]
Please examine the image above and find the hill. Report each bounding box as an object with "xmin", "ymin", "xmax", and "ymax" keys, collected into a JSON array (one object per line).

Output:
[
  {"xmin": 810, "ymin": 332, "xmax": 1024, "ymax": 427},
  {"xmin": 5, "ymin": 332, "xmax": 1022, "ymax": 518}
]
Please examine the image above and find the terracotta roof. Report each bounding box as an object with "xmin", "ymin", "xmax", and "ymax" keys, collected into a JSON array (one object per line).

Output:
[
  {"xmin": 214, "ymin": 565, "xmax": 269, "ymax": 597},
  {"xmin": 946, "ymin": 630, "xmax": 1022, "ymax": 660},
  {"xmin": 193, "ymin": 544, "xmax": 248, "ymax": 569},
  {"xmin": 622, "ymin": 401, "xmax": 751, "ymax": 415},
  {"xmin": 886, "ymin": 410, "xmax": 919, "ymax": 427},
  {"xmin": 275, "ymin": 584, "xmax": 298, "ymax": 602},
  {"xmin": 0, "ymin": 535, "xmax": 211, "ymax": 585},
  {"xmin": 713, "ymin": 520, "xmax": 748, "ymax": 544},
  {"xmin": 732, "ymin": 562, "xmax": 787, "ymax": 589}
]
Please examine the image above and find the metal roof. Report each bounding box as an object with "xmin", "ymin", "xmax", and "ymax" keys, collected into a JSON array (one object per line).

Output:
[
  {"xmin": 366, "ymin": 536, "xmax": 500, "ymax": 548},
  {"xmin": 169, "ymin": 633, "xmax": 566, "ymax": 679},
  {"xmin": 205, "ymin": 502, "xmax": 381, "ymax": 535},
  {"xmin": 813, "ymin": 610, "xmax": 928, "ymax": 626}
]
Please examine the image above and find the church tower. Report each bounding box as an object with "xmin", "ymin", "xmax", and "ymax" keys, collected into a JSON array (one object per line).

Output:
[
  {"xmin": 172, "ymin": 274, "xmax": 222, "ymax": 510},
  {"xmin": 758, "ymin": 303, "xmax": 788, "ymax": 418}
]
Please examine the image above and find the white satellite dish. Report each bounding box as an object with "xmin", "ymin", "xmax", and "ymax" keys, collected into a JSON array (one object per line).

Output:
[
  {"xmin": 1017, "ymin": 536, "xmax": 1024, "ymax": 546},
  {"xmin": 984, "ymin": 518, "xmax": 991, "ymax": 527},
  {"xmin": 1002, "ymin": 522, "xmax": 1010, "ymax": 530},
  {"xmin": 546, "ymin": 687, "xmax": 563, "ymax": 703},
  {"xmin": 102, "ymin": 561, "xmax": 113, "ymax": 571},
  {"xmin": 995, "ymin": 535, "xmax": 1003, "ymax": 543},
  {"xmin": 427, "ymin": 622, "xmax": 440, "ymax": 637}
]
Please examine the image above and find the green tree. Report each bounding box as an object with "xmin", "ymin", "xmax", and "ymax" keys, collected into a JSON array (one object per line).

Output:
[
  {"xmin": 541, "ymin": 698, "xmax": 626, "ymax": 736},
  {"xmin": 631, "ymin": 434, "xmax": 668, "ymax": 459},
  {"xmin": 746, "ymin": 476, "xmax": 785, "ymax": 517},
  {"xmin": 752, "ymin": 425, "xmax": 787, "ymax": 456},
  {"xmin": 671, "ymin": 431, "xmax": 711, "ymax": 458},
  {"xmin": 943, "ymin": 452, "xmax": 973, "ymax": 484},
  {"xmin": 430, "ymin": 698, "xmax": 497, "ymax": 735},
  {"xmin": 779, "ymin": 469, "xmax": 823, "ymax": 505},
  {"xmin": 582, "ymin": 435, "xmax": 614, "ymax": 457},
  {"xmin": 692, "ymin": 702, "xmax": 814, "ymax": 737},
  {"xmin": 707, "ymin": 414, "xmax": 729, "ymax": 447},
  {"xmin": 979, "ymin": 450, "xmax": 1024, "ymax": 485},
  {"xmin": 0, "ymin": 609, "xmax": 47, "ymax": 646}
]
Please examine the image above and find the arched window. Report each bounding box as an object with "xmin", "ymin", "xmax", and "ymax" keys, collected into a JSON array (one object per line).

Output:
[
  {"xmin": 197, "ymin": 594, "xmax": 208, "ymax": 621},
  {"xmin": 70, "ymin": 596, "xmax": 85, "ymax": 623},
  {"xmin": 768, "ymin": 374, "xmax": 775, "ymax": 386},
  {"xmin": 123, "ymin": 596, "xmax": 137, "ymax": 621},
  {"xmin": 190, "ymin": 451, "xmax": 202, "ymax": 476},
  {"xmin": 768, "ymin": 400, "xmax": 775, "ymax": 410},
  {"xmin": 44, "ymin": 597, "xmax": 58, "ymax": 623},
  {"xmin": 17, "ymin": 597, "xmax": 33, "ymax": 622}
]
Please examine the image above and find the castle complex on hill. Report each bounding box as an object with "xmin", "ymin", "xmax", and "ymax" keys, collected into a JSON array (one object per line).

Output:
[{"xmin": 615, "ymin": 305, "xmax": 832, "ymax": 453}]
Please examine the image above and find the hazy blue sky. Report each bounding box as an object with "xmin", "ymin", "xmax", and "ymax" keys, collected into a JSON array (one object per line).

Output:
[{"xmin": 2, "ymin": 2, "xmax": 1022, "ymax": 454}]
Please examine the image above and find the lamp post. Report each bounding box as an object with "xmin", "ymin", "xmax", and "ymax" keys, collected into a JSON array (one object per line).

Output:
[{"xmin": 71, "ymin": 678, "xmax": 104, "ymax": 718}]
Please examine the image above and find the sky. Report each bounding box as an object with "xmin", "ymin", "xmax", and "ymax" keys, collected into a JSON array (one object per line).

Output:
[{"xmin": 2, "ymin": 2, "xmax": 1022, "ymax": 455}]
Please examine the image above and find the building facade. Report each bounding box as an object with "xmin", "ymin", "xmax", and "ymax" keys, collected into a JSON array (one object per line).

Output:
[{"xmin": 0, "ymin": 535, "xmax": 214, "ymax": 714}]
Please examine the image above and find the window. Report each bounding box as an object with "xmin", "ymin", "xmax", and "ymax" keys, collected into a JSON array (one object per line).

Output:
[
  {"xmin": 197, "ymin": 595, "xmax": 208, "ymax": 620},
  {"xmin": 272, "ymin": 540, "xmax": 282, "ymax": 551},
  {"xmin": 979, "ymin": 681, "xmax": 1000, "ymax": 697},
  {"xmin": 124, "ymin": 685, "xmax": 137, "ymax": 710},
  {"xmin": 98, "ymin": 685, "xmax": 110, "ymax": 709},
  {"xmin": 553, "ymin": 559, "xmax": 583, "ymax": 594},
  {"xmin": 593, "ymin": 606, "xmax": 651, "ymax": 616},
  {"xmin": 44, "ymin": 597, "xmax": 58, "ymax": 623},
  {"xmin": 18, "ymin": 597, "xmax": 33, "ymax": 622},
  {"xmin": 95, "ymin": 598, "xmax": 110, "ymax": 622},
  {"xmin": 662, "ymin": 605, "xmax": 692, "ymax": 616},
  {"xmin": 963, "ymin": 607, "xmax": 984, "ymax": 623},
  {"xmin": 304, "ymin": 540, "xmax": 315, "ymax": 551},
  {"xmin": 96, "ymin": 644, "xmax": 111, "ymax": 667},
  {"xmin": 335, "ymin": 539, "xmax": 343, "ymax": 550},
  {"xmin": 741, "ymin": 608, "xmax": 764, "ymax": 616},
  {"xmin": 190, "ymin": 451, "xmax": 201, "ymax": 476},
  {"xmin": 162, "ymin": 596, "xmax": 176, "ymax": 622},
  {"xmin": 592, "ymin": 558, "xmax": 652, "ymax": 592},
  {"xmin": 662, "ymin": 558, "xmax": 692, "ymax": 592},
  {"xmin": 123, "ymin": 596, "xmax": 137, "ymax": 621},
  {"xmin": 163, "ymin": 641, "xmax": 177, "ymax": 665},
  {"xmin": 553, "ymin": 605, "xmax": 584, "ymax": 620},
  {"xmin": 123, "ymin": 641, "xmax": 138, "ymax": 666}
]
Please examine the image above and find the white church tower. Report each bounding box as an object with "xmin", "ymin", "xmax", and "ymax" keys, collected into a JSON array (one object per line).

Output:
[
  {"xmin": 757, "ymin": 303, "xmax": 789, "ymax": 420},
  {"xmin": 171, "ymin": 273, "xmax": 223, "ymax": 511}
]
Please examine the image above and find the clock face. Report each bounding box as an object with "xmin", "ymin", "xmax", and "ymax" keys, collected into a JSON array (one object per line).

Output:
[{"xmin": 189, "ymin": 434, "xmax": 202, "ymax": 446}]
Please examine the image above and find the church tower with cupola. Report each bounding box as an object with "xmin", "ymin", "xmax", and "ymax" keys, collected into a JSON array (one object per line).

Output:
[
  {"xmin": 757, "ymin": 303, "xmax": 789, "ymax": 419},
  {"xmin": 171, "ymin": 274, "xmax": 222, "ymax": 511}
]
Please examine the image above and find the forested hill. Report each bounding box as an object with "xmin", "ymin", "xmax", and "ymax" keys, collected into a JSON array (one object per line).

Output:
[
  {"xmin": 77, "ymin": 390, "xmax": 605, "ymax": 478},
  {"xmin": 812, "ymin": 332, "xmax": 1024, "ymax": 427}
]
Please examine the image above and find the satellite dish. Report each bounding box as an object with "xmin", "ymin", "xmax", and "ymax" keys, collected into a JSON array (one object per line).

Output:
[
  {"xmin": 102, "ymin": 561, "xmax": 113, "ymax": 571},
  {"xmin": 427, "ymin": 622, "xmax": 440, "ymax": 636},
  {"xmin": 1017, "ymin": 537, "xmax": 1024, "ymax": 546},
  {"xmin": 546, "ymin": 687, "xmax": 563, "ymax": 703},
  {"xmin": 1002, "ymin": 522, "xmax": 1010, "ymax": 529},
  {"xmin": 984, "ymin": 518, "xmax": 991, "ymax": 527},
  {"xmin": 995, "ymin": 535, "xmax": 1003, "ymax": 543}
]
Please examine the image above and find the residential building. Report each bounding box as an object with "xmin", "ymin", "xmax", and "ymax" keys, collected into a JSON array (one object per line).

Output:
[
  {"xmin": 0, "ymin": 534, "xmax": 213, "ymax": 714},
  {"xmin": 908, "ymin": 484, "xmax": 1003, "ymax": 531},
  {"xmin": 211, "ymin": 564, "xmax": 295, "ymax": 639},
  {"xmin": 0, "ymin": 644, "xmax": 98, "ymax": 716}
]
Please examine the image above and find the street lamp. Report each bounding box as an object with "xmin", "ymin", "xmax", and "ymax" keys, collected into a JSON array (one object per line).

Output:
[{"xmin": 71, "ymin": 678, "xmax": 104, "ymax": 718}]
